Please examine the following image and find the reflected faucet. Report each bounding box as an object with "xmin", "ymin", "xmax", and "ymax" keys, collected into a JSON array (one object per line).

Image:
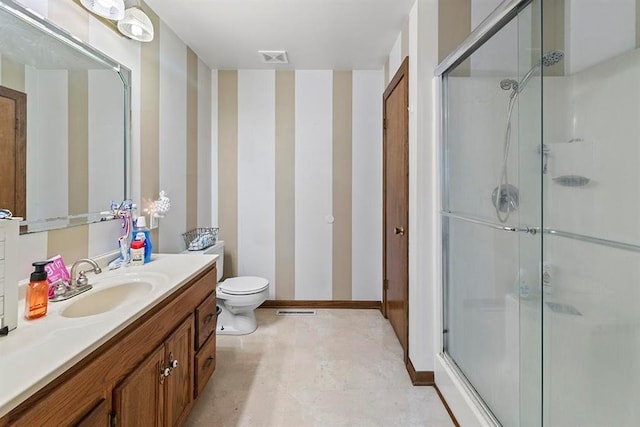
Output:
[{"xmin": 70, "ymin": 258, "xmax": 102, "ymax": 288}]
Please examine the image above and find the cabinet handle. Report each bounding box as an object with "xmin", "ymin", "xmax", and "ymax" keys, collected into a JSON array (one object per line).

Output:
[
  {"xmin": 204, "ymin": 313, "xmax": 214, "ymax": 324},
  {"xmin": 394, "ymin": 226, "xmax": 405, "ymax": 236},
  {"xmin": 168, "ymin": 352, "xmax": 178, "ymax": 369},
  {"xmin": 160, "ymin": 366, "xmax": 171, "ymax": 384},
  {"xmin": 204, "ymin": 356, "xmax": 214, "ymax": 369}
]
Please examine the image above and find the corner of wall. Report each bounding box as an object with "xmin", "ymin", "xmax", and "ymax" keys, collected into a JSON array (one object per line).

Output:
[{"xmin": 408, "ymin": 0, "xmax": 440, "ymax": 373}]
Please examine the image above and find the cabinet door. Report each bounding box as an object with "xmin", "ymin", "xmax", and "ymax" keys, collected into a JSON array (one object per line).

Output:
[
  {"xmin": 164, "ymin": 316, "xmax": 194, "ymax": 427},
  {"xmin": 74, "ymin": 398, "xmax": 109, "ymax": 427},
  {"xmin": 113, "ymin": 345, "xmax": 165, "ymax": 427}
]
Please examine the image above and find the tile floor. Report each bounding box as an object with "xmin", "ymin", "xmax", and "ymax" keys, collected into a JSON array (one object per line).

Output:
[{"xmin": 186, "ymin": 308, "xmax": 454, "ymax": 427}]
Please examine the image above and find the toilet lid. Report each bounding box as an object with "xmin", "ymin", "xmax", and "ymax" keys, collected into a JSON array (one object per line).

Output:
[{"xmin": 218, "ymin": 276, "xmax": 269, "ymax": 295}]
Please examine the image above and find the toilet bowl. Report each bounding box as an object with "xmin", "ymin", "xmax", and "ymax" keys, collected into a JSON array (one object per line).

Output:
[{"xmin": 200, "ymin": 240, "xmax": 269, "ymax": 335}]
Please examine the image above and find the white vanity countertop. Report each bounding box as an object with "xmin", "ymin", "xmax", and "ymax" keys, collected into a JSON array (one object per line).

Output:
[{"xmin": 0, "ymin": 253, "xmax": 218, "ymax": 418}]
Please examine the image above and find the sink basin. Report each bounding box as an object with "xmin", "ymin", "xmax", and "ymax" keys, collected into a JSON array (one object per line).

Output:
[{"xmin": 61, "ymin": 281, "xmax": 153, "ymax": 318}]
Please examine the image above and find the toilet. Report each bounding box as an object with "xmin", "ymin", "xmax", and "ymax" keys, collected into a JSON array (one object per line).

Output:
[{"xmin": 202, "ymin": 240, "xmax": 269, "ymax": 335}]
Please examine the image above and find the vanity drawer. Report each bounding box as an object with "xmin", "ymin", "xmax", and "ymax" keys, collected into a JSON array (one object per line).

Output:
[
  {"xmin": 195, "ymin": 292, "xmax": 217, "ymax": 349},
  {"xmin": 194, "ymin": 332, "xmax": 216, "ymax": 398}
]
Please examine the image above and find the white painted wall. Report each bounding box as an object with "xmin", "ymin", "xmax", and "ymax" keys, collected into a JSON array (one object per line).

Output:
[
  {"xmin": 158, "ymin": 21, "xmax": 187, "ymax": 253},
  {"xmin": 388, "ymin": 32, "xmax": 403, "ymax": 78},
  {"xmin": 237, "ymin": 70, "xmax": 276, "ymax": 300},
  {"xmin": 25, "ymin": 68, "xmax": 68, "ymax": 221},
  {"xmin": 210, "ymin": 70, "xmax": 219, "ymax": 228},
  {"xmin": 197, "ymin": 58, "xmax": 212, "ymax": 227},
  {"xmin": 15, "ymin": 232, "xmax": 48, "ymax": 284},
  {"xmin": 565, "ymin": 0, "xmax": 635, "ymax": 74},
  {"xmin": 352, "ymin": 70, "xmax": 384, "ymax": 301},
  {"xmin": 408, "ymin": 0, "xmax": 440, "ymax": 374},
  {"xmin": 17, "ymin": 0, "xmax": 48, "ymax": 16},
  {"xmin": 294, "ymin": 70, "xmax": 333, "ymax": 300},
  {"xmin": 540, "ymin": 49, "xmax": 640, "ymax": 425},
  {"xmin": 88, "ymin": 70, "xmax": 125, "ymax": 212}
]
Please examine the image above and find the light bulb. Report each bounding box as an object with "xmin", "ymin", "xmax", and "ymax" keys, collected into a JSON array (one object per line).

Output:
[{"xmin": 131, "ymin": 24, "xmax": 143, "ymax": 37}]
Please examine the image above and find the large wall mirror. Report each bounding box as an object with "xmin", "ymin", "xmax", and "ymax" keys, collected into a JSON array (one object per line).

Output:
[{"xmin": 0, "ymin": 0, "xmax": 130, "ymax": 234}]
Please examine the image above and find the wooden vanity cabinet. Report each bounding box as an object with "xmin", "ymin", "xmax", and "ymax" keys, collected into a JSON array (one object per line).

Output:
[
  {"xmin": 113, "ymin": 345, "xmax": 165, "ymax": 427},
  {"xmin": 0, "ymin": 264, "xmax": 217, "ymax": 427},
  {"xmin": 114, "ymin": 316, "xmax": 194, "ymax": 427},
  {"xmin": 194, "ymin": 292, "xmax": 218, "ymax": 398}
]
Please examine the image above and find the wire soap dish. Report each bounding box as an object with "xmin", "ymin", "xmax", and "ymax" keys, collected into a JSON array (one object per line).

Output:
[{"xmin": 182, "ymin": 227, "xmax": 219, "ymax": 251}]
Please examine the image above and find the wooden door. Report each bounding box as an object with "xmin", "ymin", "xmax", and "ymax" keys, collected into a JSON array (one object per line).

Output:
[
  {"xmin": 164, "ymin": 316, "xmax": 194, "ymax": 427},
  {"xmin": 0, "ymin": 86, "xmax": 26, "ymax": 218},
  {"xmin": 113, "ymin": 345, "xmax": 165, "ymax": 427},
  {"xmin": 383, "ymin": 57, "xmax": 409, "ymax": 361}
]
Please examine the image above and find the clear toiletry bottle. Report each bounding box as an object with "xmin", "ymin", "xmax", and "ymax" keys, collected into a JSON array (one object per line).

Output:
[{"xmin": 25, "ymin": 261, "xmax": 51, "ymax": 320}]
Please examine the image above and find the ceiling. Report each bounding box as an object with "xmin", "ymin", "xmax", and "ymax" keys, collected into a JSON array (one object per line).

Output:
[{"xmin": 144, "ymin": 0, "xmax": 416, "ymax": 70}]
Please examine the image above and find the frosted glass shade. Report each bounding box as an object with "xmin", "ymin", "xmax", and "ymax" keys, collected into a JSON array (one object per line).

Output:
[
  {"xmin": 80, "ymin": 0, "xmax": 125, "ymax": 20},
  {"xmin": 117, "ymin": 7, "xmax": 154, "ymax": 42}
]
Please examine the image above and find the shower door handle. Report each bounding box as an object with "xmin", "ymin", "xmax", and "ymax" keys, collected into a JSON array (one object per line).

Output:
[{"xmin": 394, "ymin": 226, "xmax": 405, "ymax": 236}]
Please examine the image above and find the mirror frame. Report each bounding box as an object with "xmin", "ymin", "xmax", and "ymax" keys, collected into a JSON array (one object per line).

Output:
[{"xmin": 0, "ymin": 0, "xmax": 131, "ymax": 233}]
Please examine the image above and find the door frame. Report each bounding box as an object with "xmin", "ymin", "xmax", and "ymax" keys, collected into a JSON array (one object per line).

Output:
[
  {"xmin": 0, "ymin": 85, "xmax": 27, "ymax": 218},
  {"xmin": 382, "ymin": 57, "xmax": 409, "ymax": 361}
]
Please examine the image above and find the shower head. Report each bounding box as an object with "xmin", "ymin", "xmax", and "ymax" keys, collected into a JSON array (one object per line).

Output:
[
  {"xmin": 541, "ymin": 50, "xmax": 564, "ymax": 67},
  {"xmin": 499, "ymin": 50, "xmax": 565, "ymax": 94}
]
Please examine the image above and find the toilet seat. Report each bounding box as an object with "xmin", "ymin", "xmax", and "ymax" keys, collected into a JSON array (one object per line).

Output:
[{"xmin": 218, "ymin": 276, "xmax": 269, "ymax": 296}]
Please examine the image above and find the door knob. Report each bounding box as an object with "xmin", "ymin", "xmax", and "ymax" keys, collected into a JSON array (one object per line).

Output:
[{"xmin": 394, "ymin": 226, "xmax": 405, "ymax": 236}]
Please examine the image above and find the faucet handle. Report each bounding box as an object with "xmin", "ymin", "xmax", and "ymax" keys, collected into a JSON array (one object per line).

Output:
[{"xmin": 76, "ymin": 271, "xmax": 89, "ymax": 287}]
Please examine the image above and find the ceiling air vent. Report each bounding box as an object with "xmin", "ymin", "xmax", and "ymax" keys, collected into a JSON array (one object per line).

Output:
[{"xmin": 258, "ymin": 50, "xmax": 289, "ymax": 64}]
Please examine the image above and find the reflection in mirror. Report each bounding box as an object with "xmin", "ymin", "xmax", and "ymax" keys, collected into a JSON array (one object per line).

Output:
[{"xmin": 0, "ymin": 0, "xmax": 129, "ymax": 234}]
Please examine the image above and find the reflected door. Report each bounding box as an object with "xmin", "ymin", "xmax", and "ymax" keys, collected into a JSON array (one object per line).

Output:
[{"xmin": 0, "ymin": 86, "xmax": 26, "ymax": 218}]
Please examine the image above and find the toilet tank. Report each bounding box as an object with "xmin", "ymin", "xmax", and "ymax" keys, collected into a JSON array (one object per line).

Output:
[{"xmin": 203, "ymin": 240, "xmax": 224, "ymax": 282}]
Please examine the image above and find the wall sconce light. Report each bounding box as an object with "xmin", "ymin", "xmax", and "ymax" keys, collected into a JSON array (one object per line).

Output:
[
  {"xmin": 80, "ymin": 0, "xmax": 125, "ymax": 21},
  {"xmin": 117, "ymin": 6, "xmax": 154, "ymax": 42},
  {"xmin": 79, "ymin": 0, "xmax": 154, "ymax": 42}
]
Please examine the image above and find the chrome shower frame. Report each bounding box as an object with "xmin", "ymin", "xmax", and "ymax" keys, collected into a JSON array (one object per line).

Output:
[{"xmin": 435, "ymin": 0, "xmax": 537, "ymax": 425}]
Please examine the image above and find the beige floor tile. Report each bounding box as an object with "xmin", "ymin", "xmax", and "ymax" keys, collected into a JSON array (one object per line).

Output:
[{"xmin": 186, "ymin": 309, "xmax": 454, "ymax": 427}]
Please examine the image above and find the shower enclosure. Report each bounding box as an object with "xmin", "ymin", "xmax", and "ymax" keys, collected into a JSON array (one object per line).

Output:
[{"xmin": 437, "ymin": 0, "xmax": 640, "ymax": 425}]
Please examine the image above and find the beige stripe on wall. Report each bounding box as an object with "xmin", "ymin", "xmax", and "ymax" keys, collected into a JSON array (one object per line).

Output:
[
  {"xmin": 68, "ymin": 71, "xmax": 88, "ymax": 216},
  {"xmin": 186, "ymin": 48, "xmax": 198, "ymax": 231},
  {"xmin": 535, "ymin": 0, "xmax": 564, "ymax": 76},
  {"xmin": 275, "ymin": 71, "xmax": 295, "ymax": 300},
  {"xmin": 49, "ymin": 0, "xmax": 90, "ymax": 41},
  {"xmin": 140, "ymin": 5, "xmax": 161, "ymax": 245},
  {"xmin": 218, "ymin": 71, "xmax": 238, "ymax": 278},
  {"xmin": 332, "ymin": 71, "xmax": 353, "ymax": 300},
  {"xmin": 1, "ymin": 58, "xmax": 25, "ymax": 92},
  {"xmin": 438, "ymin": 0, "xmax": 471, "ymax": 76},
  {"xmin": 47, "ymin": 225, "xmax": 89, "ymax": 261}
]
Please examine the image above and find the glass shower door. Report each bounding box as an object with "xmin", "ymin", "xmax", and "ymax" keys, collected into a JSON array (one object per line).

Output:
[
  {"xmin": 441, "ymin": 1, "xmax": 543, "ymax": 425},
  {"xmin": 541, "ymin": 1, "xmax": 640, "ymax": 425}
]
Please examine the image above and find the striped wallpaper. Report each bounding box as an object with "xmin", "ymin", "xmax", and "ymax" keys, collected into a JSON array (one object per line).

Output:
[
  {"xmin": 216, "ymin": 69, "xmax": 383, "ymax": 301},
  {"xmin": 9, "ymin": 0, "xmax": 213, "ymax": 280},
  {"xmin": 7, "ymin": 0, "xmax": 384, "ymax": 303}
]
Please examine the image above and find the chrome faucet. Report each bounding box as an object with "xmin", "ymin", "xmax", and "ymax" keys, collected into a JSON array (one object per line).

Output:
[
  {"xmin": 50, "ymin": 258, "xmax": 103, "ymax": 302},
  {"xmin": 70, "ymin": 258, "xmax": 102, "ymax": 288}
]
